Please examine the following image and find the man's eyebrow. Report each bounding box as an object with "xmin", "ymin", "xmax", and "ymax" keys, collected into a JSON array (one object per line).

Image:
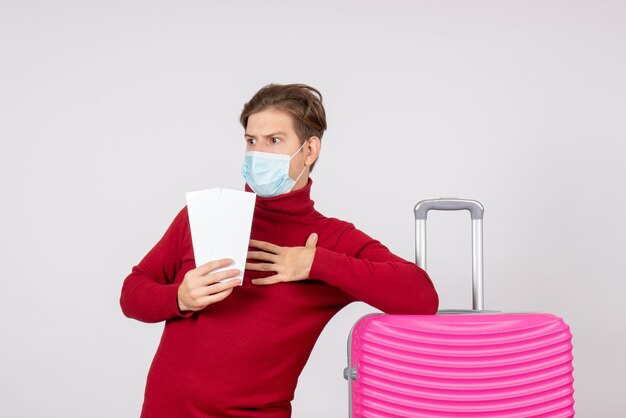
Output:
[{"xmin": 245, "ymin": 131, "xmax": 288, "ymax": 138}]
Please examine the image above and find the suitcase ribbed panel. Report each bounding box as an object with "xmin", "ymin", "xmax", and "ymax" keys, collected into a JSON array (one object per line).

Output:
[{"xmin": 350, "ymin": 314, "xmax": 574, "ymax": 418}]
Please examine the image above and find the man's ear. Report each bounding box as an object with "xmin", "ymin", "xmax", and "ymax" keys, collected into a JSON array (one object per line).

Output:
[{"xmin": 305, "ymin": 136, "xmax": 321, "ymax": 167}]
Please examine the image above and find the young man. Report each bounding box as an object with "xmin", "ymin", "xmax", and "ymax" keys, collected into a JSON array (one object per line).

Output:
[{"xmin": 120, "ymin": 83, "xmax": 439, "ymax": 417}]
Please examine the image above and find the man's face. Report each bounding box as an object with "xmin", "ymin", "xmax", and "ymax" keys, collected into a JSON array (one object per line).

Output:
[{"xmin": 244, "ymin": 108, "xmax": 308, "ymax": 184}]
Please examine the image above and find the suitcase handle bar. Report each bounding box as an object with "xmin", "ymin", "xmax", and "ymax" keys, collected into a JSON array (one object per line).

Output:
[
  {"xmin": 414, "ymin": 198, "xmax": 484, "ymax": 220},
  {"xmin": 414, "ymin": 198, "xmax": 485, "ymax": 311}
]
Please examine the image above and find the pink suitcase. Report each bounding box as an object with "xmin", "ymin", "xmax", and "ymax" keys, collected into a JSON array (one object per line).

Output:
[{"xmin": 344, "ymin": 198, "xmax": 575, "ymax": 417}]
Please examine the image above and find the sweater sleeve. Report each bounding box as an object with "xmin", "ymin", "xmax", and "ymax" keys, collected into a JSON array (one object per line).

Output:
[
  {"xmin": 309, "ymin": 224, "xmax": 439, "ymax": 315},
  {"xmin": 119, "ymin": 207, "xmax": 194, "ymax": 323}
]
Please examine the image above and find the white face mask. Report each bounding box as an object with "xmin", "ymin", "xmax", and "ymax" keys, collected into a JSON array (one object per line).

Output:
[{"xmin": 241, "ymin": 141, "xmax": 307, "ymax": 197}]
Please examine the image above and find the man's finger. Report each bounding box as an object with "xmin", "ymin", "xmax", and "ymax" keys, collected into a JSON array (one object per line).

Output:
[
  {"xmin": 305, "ymin": 233, "xmax": 318, "ymax": 248},
  {"xmin": 246, "ymin": 262, "xmax": 276, "ymax": 272},
  {"xmin": 247, "ymin": 250, "xmax": 277, "ymax": 262},
  {"xmin": 196, "ymin": 258, "xmax": 234, "ymax": 276},
  {"xmin": 251, "ymin": 275, "xmax": 282, "ymax": 285},
  {"xmin": 197, "ymin": 278, "xmax": 241, "ymax": 296},
  {"xmin": 249, "ymin": 239, "xmax": 281, "ymax": 254},
  {"xmin": 199, "ymin": 287, "xmax": 234, "ymax": 306},
  {"xmin": 200, "ymin": 268, "xmax": 241, "ymax": 285}
]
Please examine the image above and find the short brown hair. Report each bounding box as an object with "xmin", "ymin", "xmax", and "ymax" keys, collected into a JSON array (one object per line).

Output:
[{"xmin": 240, "ymin": 83, "xmax": 327, "ymax": 144}]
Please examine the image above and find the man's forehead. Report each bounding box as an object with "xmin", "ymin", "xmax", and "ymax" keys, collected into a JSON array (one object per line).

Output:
[
  {"xmin": 245, "ymin": 110, "xmax": 296, "ymax": 137},
  {"xmin": 245, "ymin": 130, "xmax": 289, "ymax": 138}
]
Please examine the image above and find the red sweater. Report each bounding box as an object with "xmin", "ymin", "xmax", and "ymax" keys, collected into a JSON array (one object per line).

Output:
[{"xmin": 120, "ymin": 179, "xmax": 438, "ymax": 417}]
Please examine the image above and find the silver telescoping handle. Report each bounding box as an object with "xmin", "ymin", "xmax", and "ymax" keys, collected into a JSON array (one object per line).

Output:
[{"xmin": 414, "ymin": 198, "xmax": 485, "ymax": 311}]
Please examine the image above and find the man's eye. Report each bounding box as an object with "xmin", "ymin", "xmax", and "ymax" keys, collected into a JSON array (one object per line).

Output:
[
  {"xmin": 247, "ymin": 138, "xmax": 256, "ymax": 145},
  {"xmin": 271, "ymin": 137, "xmax": 281, "ymax": 144}
]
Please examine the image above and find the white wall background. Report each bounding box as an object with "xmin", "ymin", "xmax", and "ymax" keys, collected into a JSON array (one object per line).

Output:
[{"xmin": 1, "ymin": 0, "xmax": 624, "ymax": 416}]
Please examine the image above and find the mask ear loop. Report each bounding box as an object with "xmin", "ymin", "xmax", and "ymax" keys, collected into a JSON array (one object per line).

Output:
[
  {"xmin": 290, "ymin": 139, "xmax": 309, "ymax": 183},
  {"xmin": 289, "ymin": 140, "xmax": 308, "ymax": 159}
]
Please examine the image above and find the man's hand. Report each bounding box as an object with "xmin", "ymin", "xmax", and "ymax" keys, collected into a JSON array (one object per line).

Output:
[
  {"xmin": 246, "ymin": 233, "xmax": 318, "ymax": 285},
  {"xmin": 177, "ymin": 258, "xmax": 241, "ymax": 312}
]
